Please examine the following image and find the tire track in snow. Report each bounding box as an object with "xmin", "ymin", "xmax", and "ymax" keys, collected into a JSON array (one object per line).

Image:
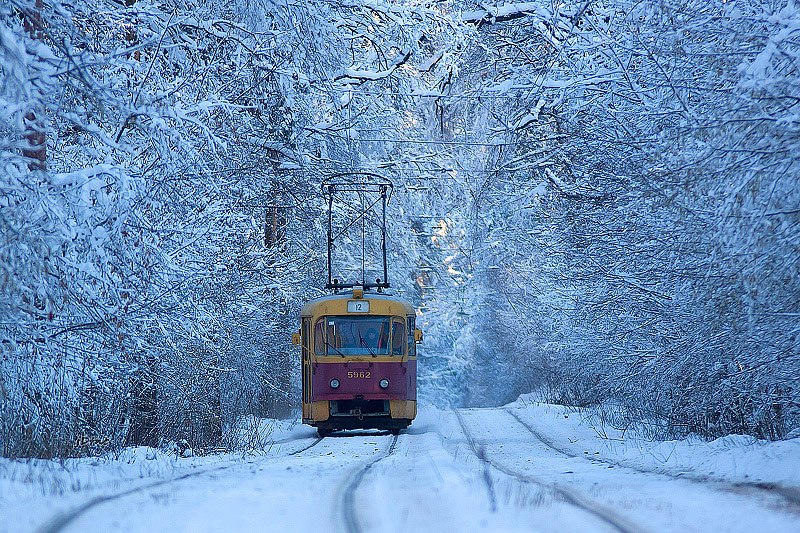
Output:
[
  {"xmin": 341, "ymin": 434, "xmax": 399, "ymax": 533},
  {"xmin": 455, "ymin": 409, "xmax": 642, "ymax": 533},
  {"xmin": 506, "ymin": 408, "xmax": 800, "ymax": 509}
]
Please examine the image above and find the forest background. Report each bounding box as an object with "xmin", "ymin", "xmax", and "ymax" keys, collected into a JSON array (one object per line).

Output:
[{"xmin": 1, "ymin": 0, "xmax": 798, "ymax": 458}]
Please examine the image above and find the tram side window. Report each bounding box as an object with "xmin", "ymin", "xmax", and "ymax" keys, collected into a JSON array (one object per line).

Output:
[
  {"xmin": 407, "ymin": 316, "xmax": 416, "ymax": 356},
  {"xmin": 302, "ymin": 318, "xmax": 310, "ymax": 353},
  {"xmin": 391, "ymin": 318, "xmax": 405, "ymax": 355},
  {"xmin": 314, "ymin": 319, "xmax": 325, "ymax": 355}
]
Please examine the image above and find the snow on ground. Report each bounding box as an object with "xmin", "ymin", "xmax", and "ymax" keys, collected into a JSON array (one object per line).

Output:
[
  {"xmin": 508, "ymin": 395, "xmax": 800, "ymax": 488},
  {"xmin": 1, "ymin": 402, "xmax": 798, "ymax": 533}
]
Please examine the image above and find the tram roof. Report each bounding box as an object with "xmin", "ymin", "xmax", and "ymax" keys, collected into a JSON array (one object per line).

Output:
[{"xmin": 300, "ymin": 289, "xmax": 415, "ymax": 316}]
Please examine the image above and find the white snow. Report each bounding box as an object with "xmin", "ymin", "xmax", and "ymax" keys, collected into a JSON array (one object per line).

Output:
[
  {"xmin": 2, "ymin": 402, "xmax": 798, "ymax": 533},
  {"xmin": 509, "ymin": 396, "xmax": 800, "ymax": 488}
]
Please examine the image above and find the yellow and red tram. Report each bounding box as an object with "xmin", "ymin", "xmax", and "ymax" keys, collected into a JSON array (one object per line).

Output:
[{"xmin": 293, "ymin": 286, "xmax": 421, "ymax": 436}]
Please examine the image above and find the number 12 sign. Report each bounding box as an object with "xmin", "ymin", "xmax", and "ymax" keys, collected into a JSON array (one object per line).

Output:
[{"xmin": 347, "ymin": 300, "xmax": 370, "ymax": 313}]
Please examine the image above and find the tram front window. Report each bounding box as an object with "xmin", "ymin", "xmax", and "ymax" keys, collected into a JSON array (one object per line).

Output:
[{"xmin": 315, "ymin": 316, "xmax": 395, "ymax": 355}]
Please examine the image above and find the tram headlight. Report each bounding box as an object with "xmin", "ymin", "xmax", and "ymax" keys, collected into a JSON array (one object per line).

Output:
[
  {"xmin": 330, "ymin": 379, "xmax": 340, "ymax": 389},
  {"xmin": 379, "ymin": 378, "xmax": 389, "ymax": 389}
]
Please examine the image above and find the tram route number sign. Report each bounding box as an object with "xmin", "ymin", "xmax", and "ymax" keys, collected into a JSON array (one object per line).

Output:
[{"xmin": 347, "ymin": 300, "xmax": 370, "ymax": 313}]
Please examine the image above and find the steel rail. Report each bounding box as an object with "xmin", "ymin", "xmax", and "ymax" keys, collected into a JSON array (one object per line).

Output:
[
  {"xmin": 287, "ymin": 436, "xmax": 325, "ymax": 456},
  {"xmin": 452, "ymin": 409, "xmax": 498, "ymax": 512},
  {"xmin": 35, "ymin": 435, "xmax": 324, "ymax": 533},
  {"xmin": 36, "ymin": 462, "xmax": 236, "ymax": 533},
  {"xmin": 341, "ymin": 434, "xmax": 400, "ymax": 533}
]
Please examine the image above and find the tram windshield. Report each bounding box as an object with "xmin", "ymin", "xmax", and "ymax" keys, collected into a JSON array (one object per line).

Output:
[{"xmin": 314, "ymin": 316, "xmax": 405, "ymax": 356}]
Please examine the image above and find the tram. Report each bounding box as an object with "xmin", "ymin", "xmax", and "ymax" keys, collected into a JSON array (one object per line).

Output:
[
  {"xmin": 291, "ymin": 173, "xmax": 421, "ymax": 436},
  {"xmin": 293, "ymin": 286, "xmax": 420, "ymax": 436}
]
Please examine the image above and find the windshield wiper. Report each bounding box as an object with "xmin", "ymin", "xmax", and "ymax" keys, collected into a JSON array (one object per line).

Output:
[
  {"xmin": 359, "ymin": 335, "xmax": 376, "ymax": 357},
  {"xmin": 326, "ymin": 340, "xmax": 346, "ymax": 358}
]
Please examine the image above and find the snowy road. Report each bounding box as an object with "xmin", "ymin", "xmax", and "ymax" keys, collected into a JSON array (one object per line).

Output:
[{"xmin": 5, "ymin": 403, "xmax": 799, "ymax": 533}]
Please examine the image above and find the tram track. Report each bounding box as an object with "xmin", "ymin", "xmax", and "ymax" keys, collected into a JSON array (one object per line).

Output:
[
  {"xmin": 36, "ymin": 461, "xmax": 238, "ymax": 533},
  {"xmin": 341, "ymin": 433, "xmax": 400, "ymax": 533},
  {"xmin": 287, "ymin": 436, "xmax": 324, "ymax": 455},
  {"xmin": 505, "ymin": 408, "xmax": 800, "ymax": 509},
  {"xmin": 454, "ymin": 409, "xmax": 643, "ymax": 533},
  {"xmin": 35, "ymin": 434, "xmax": 323, "ymax": 533}
]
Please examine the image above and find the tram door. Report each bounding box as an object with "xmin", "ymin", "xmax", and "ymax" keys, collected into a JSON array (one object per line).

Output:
[{"xmin": 301, "ymin": 318, "xmax": 312, "ymax": 419}]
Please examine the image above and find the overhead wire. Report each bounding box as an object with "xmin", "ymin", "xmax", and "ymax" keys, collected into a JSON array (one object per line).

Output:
[
  {"xmin": 307, "ymin": 88, "xmax": 536, "ymax": 100},
  {"xmin": 255, "ymin": 2, "xmax": 572, "ymax": 190}
]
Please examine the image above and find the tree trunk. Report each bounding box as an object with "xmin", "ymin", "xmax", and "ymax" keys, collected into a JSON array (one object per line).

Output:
[
  {"xmin": 126, "ymin": 358, "xmax": 159, "ymax": 447},
  {"xmin": 23, "ymin": 0, "xmax": 47, "ymax": 171}
]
